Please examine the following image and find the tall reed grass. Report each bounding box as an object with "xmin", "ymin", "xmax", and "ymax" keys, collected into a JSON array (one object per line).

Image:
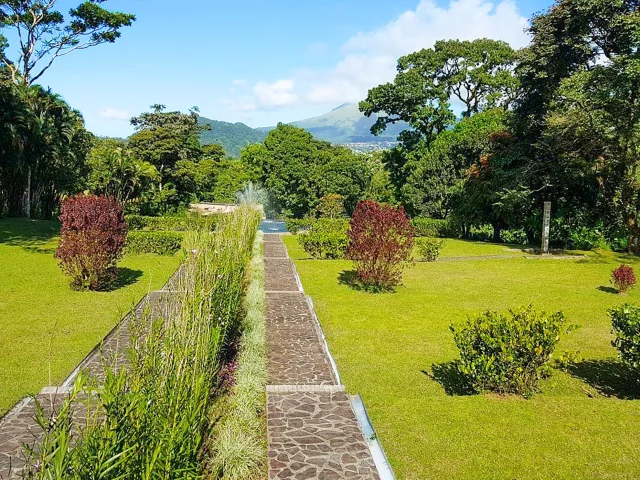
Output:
[
  {"xmin": 203, "ymin": 231, "xmax": 267, "ymax": 479},
  {"xmin": 26, "ymin": 206, "xmax": 261, "ymax": 479}
]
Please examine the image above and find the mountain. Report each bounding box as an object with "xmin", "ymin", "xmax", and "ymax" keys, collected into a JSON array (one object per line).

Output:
[
  {"xmin": 199, "ymin": 103, "xmax": 409, "ymax": 156},
  {"xmin": 290, "ymin": 103, "xmax": 408, "ymax": 144},
  {"xmin": 198, "ymin": 118, "xmax": 267, "ymax": 157}
]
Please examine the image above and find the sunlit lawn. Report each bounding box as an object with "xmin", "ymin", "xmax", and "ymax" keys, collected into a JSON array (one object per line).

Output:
[
  {"xmin": 0, "ymin": 218, "xmax": 181, "ymax": 414},
  {"xmin": 285, "ymin": 236, "xmax": 640, "ymax": 480}
]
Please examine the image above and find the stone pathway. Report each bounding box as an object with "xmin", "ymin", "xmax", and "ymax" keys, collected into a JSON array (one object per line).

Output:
[
  {"xmin": 0, "ymin": 270, "xmax": 180, "ymax": 479},
  {"xmin": 264, "ymin": 234, "xmax": 381, "ymax": 480}
]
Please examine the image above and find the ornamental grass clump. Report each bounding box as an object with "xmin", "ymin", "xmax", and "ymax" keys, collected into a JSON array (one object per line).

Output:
[
  {"xmin": 346, "ymin": 200, "xmax": 414, "ymax": 290},
  {"xmin": 55, "ymin": 194, "xmax": 126, "ymax": 290},
  {"xmin": 27, "ymin": 206, "xmax": 262, "ymax": 478},
  {"xmin": 451, "ymin": 305, "xmax": 572, "ymax": 396},
  {"xmin": 612, "ymin": 264, "xmax": 636, "ymax": 294},
  {"xmin": 610, "ymin": 304, "xmax": 640, "ymax": 373}
]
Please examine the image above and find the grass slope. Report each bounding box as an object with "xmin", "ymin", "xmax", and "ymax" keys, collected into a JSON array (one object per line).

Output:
[
  {"xmin": 0, "ymin": 218, "xmax": 180, "ymax": 414},
  {"xmin": 284, "ymin": 236, "xmax": 640, "ymax": 480}
]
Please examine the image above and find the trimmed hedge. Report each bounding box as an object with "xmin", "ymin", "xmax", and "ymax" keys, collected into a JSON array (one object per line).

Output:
[
  {"xmin": 127, "ymin": 214, "xmax": 220, "ymax": 232},
  {"xmin": 412, "ymin": 218, "xmax": 453, "ymax": 238},
  {"xmin": 298, "ymin": 219, "xmax": 350, "ymax": 259},
  {"xmin": 126, "ymin": 231, "xmax": 184, "ymax": 255}
]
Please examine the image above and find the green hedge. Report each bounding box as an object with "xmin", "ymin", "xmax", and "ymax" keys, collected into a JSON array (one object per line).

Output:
[
  {"xmin": 412, "ymin": 218, "xmax": 453, "ymax": 238},
  {"xmin": 127, "ymin": 214, "xmax": 220, "ymax": 232},
  {"xmin": 126, "ymin": 231, "xmax": 184, "ymax": 255},
  {"xmin": 298, "ymin": 218, "xmax": 350, "ymax": 259}
]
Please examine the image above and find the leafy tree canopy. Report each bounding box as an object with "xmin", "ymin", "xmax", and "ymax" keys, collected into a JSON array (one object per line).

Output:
[{"xmin": 0, "ymin": 0, "xmax": 135, "ymax": 85}]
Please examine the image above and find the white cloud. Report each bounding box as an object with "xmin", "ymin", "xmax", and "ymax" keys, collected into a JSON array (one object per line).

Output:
[
  {"xmin": 253, "ymin": 79, "xmax": 298, "ymax": 109},
  {"xmin": 99, "ymin": 107, "xmax": 130, "ymax": 120},
  {"xmin": 305, "ymin": 0, "xmax": 529, "ymax": 105},
  {"xmin": 226, "ymin": 0, "xmax": 529, "ymax": 113}
]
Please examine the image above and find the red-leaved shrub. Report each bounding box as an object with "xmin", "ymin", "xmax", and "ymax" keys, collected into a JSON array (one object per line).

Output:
[
  {"xmin": 346, "ymin": 200, "xmax": 414, "ymax": 290},
  {"xmin": 612, "ymin": 264, "xmax": 636, "ymax": 294},
  {"xmin": 56, "ymin": 194, "xmax": 127, "ymax": 290}
]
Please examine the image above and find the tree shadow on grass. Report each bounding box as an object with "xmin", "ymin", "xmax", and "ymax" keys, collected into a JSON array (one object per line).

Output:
[
  {"xmin": 565, "ymin": 359, "xmax": 640, "ymax": 399},
  {"xmin": 597, "ymin": 286, "xmax": 618, "ymax": 294},
  {"xmin": 105, "ymin": 268, "xmax": 144, "ymax": 291},
  {"xmin": 425, "ymin": 361, "xmax": 476, "ymax": 396},
  {"xmin": 0, "ymin": 218, "xmax": 59, "ymax": 253},
  {"xmin": 337, "ymin": 270, "xmax": 398, "ymax": 293}
]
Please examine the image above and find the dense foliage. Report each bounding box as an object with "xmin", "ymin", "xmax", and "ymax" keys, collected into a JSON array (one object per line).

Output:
[
  {"xmin": 243, "ymin": 124, "xmax": 383, "ymax": 218},
  {"xmin": 451, "ymin": 306, "xmax": 569, "ymax": 396},
  {"xmin": 315, "ymin": 194, "xmax": 346, "ymax": 219},
  {"xmin": 609, "ymin": 304, "xmax": 640, "ymax": 372},
  {"xmin": 0, "ymin": 78, "xmax": 92, "ymax": 218},
  {"xmin": 346, "ymin": 201, "xmax": 414, "ymax": 290},
  {"xmin": 55, "ymin": 194, "xmax": 126, "ymax": 290}
]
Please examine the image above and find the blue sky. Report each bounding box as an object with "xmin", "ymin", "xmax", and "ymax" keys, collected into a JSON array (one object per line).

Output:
[{"xmin": 3, "ymin": 0, "xmax": 551, "ymax": 137}]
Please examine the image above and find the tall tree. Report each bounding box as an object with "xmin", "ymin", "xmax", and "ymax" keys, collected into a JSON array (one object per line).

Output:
[
  {"xmin": 512, "ymin": 0, "xmax": 640, "ymax": 249},
  {"xmin": 128, "ymin": 105, "xmax": 206, "ymax": 189},
  {"xmin": 0, "ymin": 0, "xmax": 135, "ymax": 85},
  {"xmin": 360, "ymin": 38, "xmax": 519, "ymax": 147}
]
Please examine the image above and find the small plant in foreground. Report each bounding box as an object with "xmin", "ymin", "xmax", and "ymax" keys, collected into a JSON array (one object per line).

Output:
[
  {"xmin": 450, "ymin": 305, "xmax": 572, "ymax": 396},
  {"xmin": 612, "ymin": 264, "xmax": 636, "ymax": 294},
  {"xmin": 55, "ymin": 194, "xmax": 126, "ymax": 290},
  {"xmin": 416, "ymin": 237, "xmax": 444, "ymax": 262},
  {"xmin": 610, "ymin": 304, "xmax": 640, "ymax": 372},
  {"xmin": 346, "ymin": 200, "xmax": 414, "ymax": 290}
]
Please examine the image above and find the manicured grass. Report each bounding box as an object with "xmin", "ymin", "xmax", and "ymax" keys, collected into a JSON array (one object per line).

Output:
[
  {"xmin": 0, "ymin": 218, "xmax": 181, "ymax": 415},
  {"xmin": 283, "ymin": 235, "xmax": 640, "ymax": 480}
]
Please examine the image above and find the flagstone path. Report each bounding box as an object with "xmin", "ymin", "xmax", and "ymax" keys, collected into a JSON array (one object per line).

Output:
[{"xmin": 264, "ymin": 233, "xmax": 381, "ymax": 480}]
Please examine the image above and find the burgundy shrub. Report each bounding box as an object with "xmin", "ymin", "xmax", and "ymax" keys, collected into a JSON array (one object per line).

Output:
[
  {"xmin": 346, "ymin": 200, "xmax": 414, "ymax": 290},
  {"xmin": 55, "ymin": 194, "xmax": 127, "ymax": 290},
  {"xmin": 612, "ymin": 264, "xmax": 637, "ymax": 294}
]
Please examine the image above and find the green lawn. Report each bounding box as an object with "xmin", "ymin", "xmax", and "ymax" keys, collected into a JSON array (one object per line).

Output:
[
  {"xmin": 284, "ymin": 236, "xmax": 640, "ymax": 480},
  {"xmin": 0, "ymin": 219, "xmax": 181, "ymax": 414}
]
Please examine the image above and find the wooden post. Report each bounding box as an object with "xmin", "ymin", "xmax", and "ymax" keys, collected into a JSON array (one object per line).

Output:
[{"xmin": 542, "ymin": 201, "xmax": 551, "ymax": 254}]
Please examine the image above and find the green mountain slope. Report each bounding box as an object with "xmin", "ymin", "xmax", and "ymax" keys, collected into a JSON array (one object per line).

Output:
[
  {"xmin": 198, "ymin": 117, "xmax": 267, "ymax": 157},
  {"xmin": 199, "ymin": 103, "xmax": 410, "ymax": 156}
]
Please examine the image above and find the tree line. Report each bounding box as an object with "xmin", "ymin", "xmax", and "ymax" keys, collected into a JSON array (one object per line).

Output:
[
  {"xmin": 2, "ymin": 0, "xmax": 639, "ymax": 253},
  {"xmin": 360, "ymin": 0, "xmax": 640, "ymax": 250}
]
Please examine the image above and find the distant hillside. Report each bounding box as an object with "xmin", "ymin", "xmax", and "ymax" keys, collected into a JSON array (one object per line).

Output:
[
  {"xmin": 198, "ymin": 103, "xmax": 410, "ymax": 156},
  {"xmin": 198, "ymin": 118, "xmax": 267, "ymax": 157},
  {"xmin": 290, "ymin": 103, "xmax": 408, "ymax": 144}
]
